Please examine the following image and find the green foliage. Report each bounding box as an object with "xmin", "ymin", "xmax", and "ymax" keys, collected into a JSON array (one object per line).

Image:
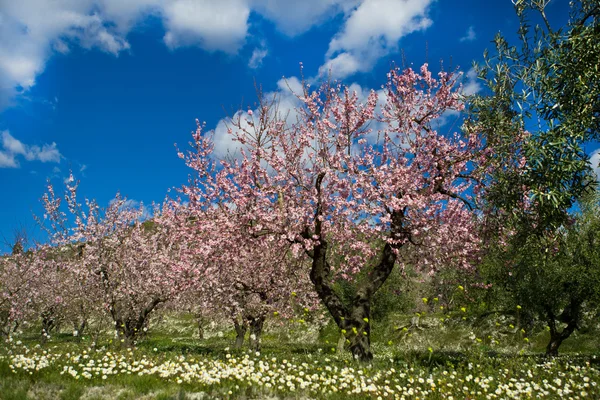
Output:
[
  {"xmin": 371, "ymin": 266, "xmax": 415, "ymax": 321},
  {"xmin": 468, "ymin": 0, "xmax": 600, "ymax": 234},
  {"xmin": 480, "ymin": 190, "xmax": 600, "ymax": 354},
  {"xmin": 465, "ymin": 0, "xmax": 600, "ymax": 355}
]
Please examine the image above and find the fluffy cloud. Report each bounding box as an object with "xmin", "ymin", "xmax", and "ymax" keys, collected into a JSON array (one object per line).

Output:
[
  {"xmin": 319, "ymin": 0, "xmax": 434, "ymax": 79},
  {"xmin": 108, "ymin": 197, "xmax": 153, "ymax": 220},
  {"xmin": 209, "ymin": 75, "xmax": 394, "ymax": 158},
  {"xmin": 249, "ymin": 0, "xmax": 358, "ymax": 37},
  {"xmin": 1, "ymin": 0, "xmax": 345, "ymax": 108},
  {"xmin": 460, "ymin": 26, "xmax": 476, "ymax": 42},
  {"xmin": 162, "ymin": 0, "xmax": 250, "ymax": 53},
  {"xmin": 319, "ymin": 53, "xmax": 362, "ymax": 81},
  {"xmin": 0, "ymin": 151, "xmax": 17, "ymax": 168},
  {"xmin": 0, "ymin": 0, "xmax": 437, "ymax": 108},
  {"xmin": 249, "ymin": 47, "xmax": 268, "ymax": 69},
  {"xmin": 0, "ymin": 0, "xmax": 256, "ymax": 108},
  {"xmin": 0, "ymin": 130, "xmax": 62, "ymax": 168},
  {"xmin": 0, "ymin": 0, "xmax": 134, "ymax": 108},
  {"xmin": 461, "ymin": 68, "xmax": 482, "ymax": 96},
  {"xmin": 211, "ymin": 75, "xmax": 304, "ymax": 159},
  {"xmin": 97, "ymin": 0, "xmax": 162, "ymax": 33}
]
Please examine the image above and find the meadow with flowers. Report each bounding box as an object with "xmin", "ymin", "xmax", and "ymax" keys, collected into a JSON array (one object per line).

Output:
[{"xmin": 1, "ymin": 308, "xmax": 600, "ymax": 399}]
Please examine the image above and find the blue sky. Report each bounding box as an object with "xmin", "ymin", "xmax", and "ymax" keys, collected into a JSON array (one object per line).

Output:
[{"xmin": 0, "ymin": 0, "xmax": 590, "ymax": 251}]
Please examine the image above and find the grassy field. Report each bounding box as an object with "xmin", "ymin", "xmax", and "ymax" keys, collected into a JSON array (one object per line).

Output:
[{"xmin": 1, "ymin": 314, "xmax": 599, "ymax": 399}]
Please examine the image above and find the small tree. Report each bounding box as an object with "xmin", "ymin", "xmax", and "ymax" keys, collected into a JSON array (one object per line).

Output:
[
  {"xmin": 483, "ymin": 190, "xmax": 600, "ymax": 355},
  {"xmin": 0, "ymin": 249, "xmax": 43, "ymax": 337},
  {"xmin": 166, "ymin": 203, "xmax": 316, "ymax": 350},
  {"xmin": 40, "ymin": 177, "xmax": 188, "ymax": 346},
  {"xmin": 468, "ymin": 0, "xmax": 600, "ymax": 355}
]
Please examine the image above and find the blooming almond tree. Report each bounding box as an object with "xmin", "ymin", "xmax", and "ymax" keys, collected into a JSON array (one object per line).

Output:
[
  {"xmin": 40, "ymin": 177, "xmax": 191, "ymax": 346},
  {"xmin": 0, "ymin": 248, "xmax": 46, "ymax": 337},
  {"xmin": 164, "ymin": 200, "xmax": 316, "ymax": 350},
  {"xmin": 180, "ymin": 64, "xmax": 482, "ymax": 361},
  {"xmin": 221, "ymin": 233, "xmax": 316, "ymax": 351}
]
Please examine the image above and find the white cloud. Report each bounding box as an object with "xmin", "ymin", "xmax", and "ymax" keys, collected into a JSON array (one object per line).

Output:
[
  {"xmin": 276, "ymin": 76, "xmax": 304, "ymax": 95},
  {"xmin": 98, "ymin": 0, "xmax": 162, "ymax": 33},
  {"xmin": 319, "ymin": 0, "xmax": 434, "ymax": 80},
  {"xmin": 212, "ymin": 115, "xmax": 244, "ymax": 160},
  {"xmin": 319, "ymin": 53, "xmax": 362, "ymax": 81},
  {"xmin": 0, "ymin": 151, "xmax": 17, "ymax": 168},
  {"xmin": 0, "ymin": 0, "xmax": 436, "ymax": 108},
  {"xmin": 590, "ymin": 149, "xmax": 600, "ymax": 181},
  {"xmin": 0, "ymin": 0, "xmax": 252, "ymax": 108},
  {"xmin": 249, "ymin": 47, "xmax": 268, "ymax": 69},
  {"xmin": 34, "ymin": 143, "xmax": 62, "ymax": 162},
  {"xmin": 461, "ymin": 68, "xmax": 482, "ymax": 96},
  {"xmin": 249, "ymin": 0, "xmax": 358, "ymax": 36},
  {"xmin": 459, "ymin": 25, "xmax": 476, "ymax": 42},
  {"xmin": 2, "ymin": 131, "xmax": 28, "ymax": 155},
  {"xmin": 162, "ymin": 0, "xmax": 250, "ymax": 53},
  {"xmin": 0, "ymin": 130, "xmax": 62, "ymax": 168},
  {"xmin": 0, "ymin": 0, "xmax": 133, "ymax": 108},
  {"xmin": 209, "ymin": 75, "xmax": 393, "ymax": 159}
]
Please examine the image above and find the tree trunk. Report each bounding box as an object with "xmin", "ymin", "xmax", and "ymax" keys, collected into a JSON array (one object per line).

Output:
[
  {"xmin": 114, "ymin": 298, "xmax": 163, "ymax": 348},
  {"xmin": 545, "ymin": 321, "xmax": 578, "ymax": 356},
  {"xmin": 248, "ymin": 315, "xmax": 265, "ymax": 351},
  {"xmin": 72, "ymin": 304, "xmax": 88, "ymax": 339},
  {"xmin": 305, "ymin": 174, "xmax": 404, "ymax": 362},
  {"xmin": 41, "ymin": 308, "xmax": 57, "ymax": 342},
  {"xmin": 194, "ymin": 312, "xmax": 205, "ymax": 339},
  {"xmin": 233, "ymin": 318, "xmax": 247, "ymax": 349},
  {"xmin": 307, "ymin": 234, "xmax": 397, "ymax": 362},
  {"xmin": 347, "ymin": 299, "xmax": 373, "ymax": 361},
  {"xmin": 546, "ymin": 332, "xmax": 564, "ymax": 356},
  {"xmin": 73, "ymin": 318, "xmax": 87, "ymax": 341},
  {"xmin": 197, "ymin": 319, "xmax": 204, "ymax": 339},
  {"xmin": 121, "ymin": 329, "xmax": 136, "ymax": 348},
  {"xmin": 116, "ymin": 319, "xmax": 144, "ymax": 348},
  {"xmin": 308, "ymin": 229, "xmax": 399, "ymax": 362},
  {"xmin": 0, "ymin": 310, "xmax": 10, "ymax": 338},
  {"xmin": 545, "ymin": 307, "xmax": 579, "ymax": 356}
]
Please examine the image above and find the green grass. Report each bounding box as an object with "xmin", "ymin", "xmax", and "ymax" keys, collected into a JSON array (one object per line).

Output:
[{"xmin": 1, "ymin": 313, "xmax": 599, "ymax": 399}]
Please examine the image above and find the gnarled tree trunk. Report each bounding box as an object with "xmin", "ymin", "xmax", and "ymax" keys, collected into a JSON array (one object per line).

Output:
[
  {"xmin": 41, "ymin": 307, "xmax": 58, "ymax": 343},
  {"xmin": 306, "ymin": 174, "xmax": 404, "ymax": 362},
  {"xmin": 233, "ymin": 318, "xmax": 248, "ymax": 349},
  {"xmin": 72, "ymin": 304, "xmax": 88, "ymax": 340},
  {"xmin": 195, "ymin": 313, "xmax": 205, "ymax": 339},
  {"xmin": 113, "ymin": 297, "xmax": 163, "ymax": 347},
  {"xmin": 545, "ymin": 302, "xmax": 580, "ymax": 356},
  {"xmin": 248, "ymin": 315, "xmax": 265, "ymax": 351}
]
